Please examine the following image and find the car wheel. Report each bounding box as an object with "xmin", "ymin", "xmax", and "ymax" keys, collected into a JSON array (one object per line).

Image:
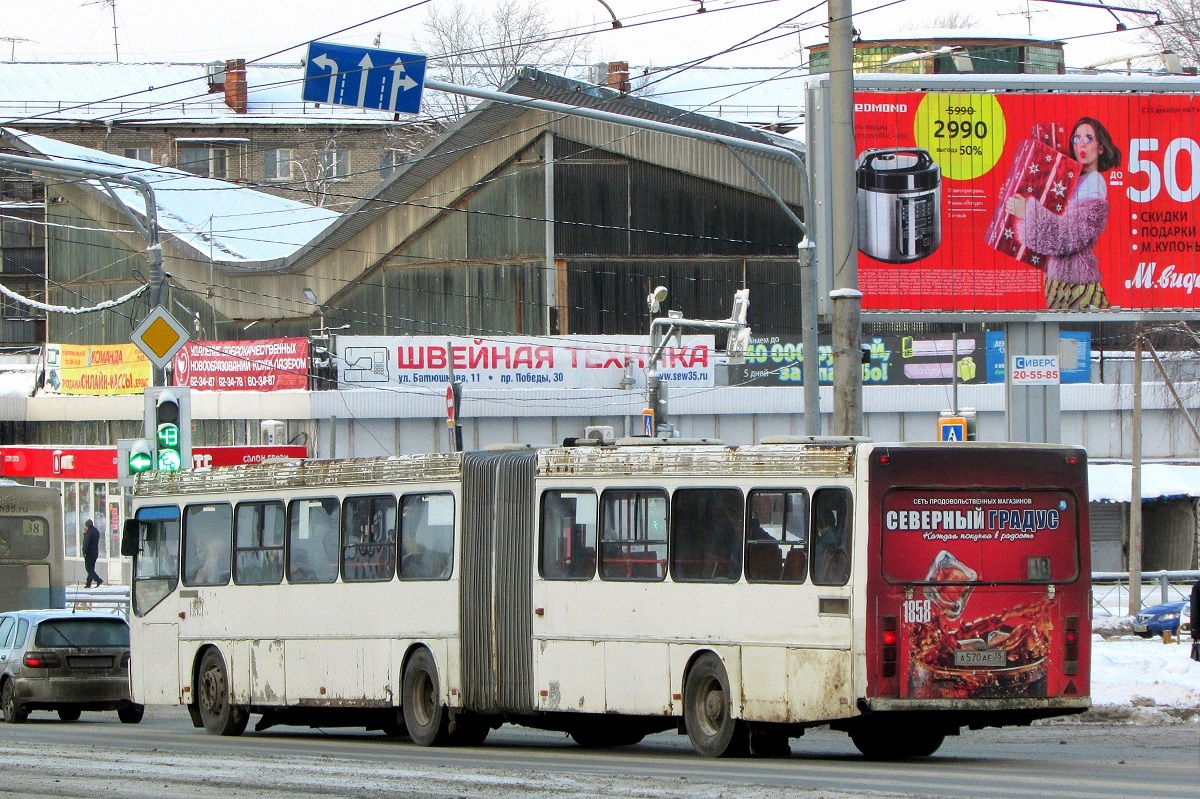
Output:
[
  {"xmin": 683, "ymin": 653, "xmax": 749, "ymax": 758},
  {"xmin": 197, "ymin": 649, "xmax": 248, "ymax": 736},
  {"xmin": 569, "ymin": 727, "xmax": 645, "ymax": 748},
  {"xmin": 1, "ymin": 680, "xmax": 27, "ymax": 724},
  {"xmin": 118, "ymin": 703, "xmax": 145, "ymax": 724},
  {"xmin": 850, "ymin": 720, "xmax": 946, "ymax": 759},
  {"xmin": 57, "ymin": 708, "xmax": 82, "ymax": 722},
  {"xmin": 402, "ymin": 648, "xmax": 450, "ymax": 746}
]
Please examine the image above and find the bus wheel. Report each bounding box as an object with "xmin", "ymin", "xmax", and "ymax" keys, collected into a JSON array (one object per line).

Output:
[
  {"xmin": 683, "ymin": 653, "xmax": 749, "ymax": 758},
  {"xmin": 197, "ymin": 649, "xmax": 249, "ymax": 736},
  {"xmin": 1, "ymin": 680, "xmax": 27, "ymax": 724},
  {"xmin": 402, "ymin": 648, "xmax": 451, "ymax": 746}
]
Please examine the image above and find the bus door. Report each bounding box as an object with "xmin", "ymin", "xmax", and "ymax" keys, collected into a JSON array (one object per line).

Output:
[
  {"xmin": 0, "ymin": 515, "xmax": 54, "ymax": 611},
  {"xmin": 877, "ymin": 488, "xmax": 1085, "ymax": 701},
  {"xmin": 124, "ymin": 505, "xmax": 183, "ymax": 705}
]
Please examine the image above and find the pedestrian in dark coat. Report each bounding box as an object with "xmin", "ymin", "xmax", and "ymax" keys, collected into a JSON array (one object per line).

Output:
[{"xmin": 82, "ymin": 519, "xmax": 103, "ymax": 588}]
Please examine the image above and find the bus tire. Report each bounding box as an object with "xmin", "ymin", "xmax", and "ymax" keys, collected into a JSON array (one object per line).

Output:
[
  {"xmin": 683, "ymin": 653, "xmax": 749, "ymax": 758},
  {"xmin": 1, "ymin": 680, "xmax": 27, "ymax": 724},
  {"xmin": 402, "ymin": 648, "xmax": 451, "ymax": 746},
  {"xmin": 197, "ymin": 649, "xmax": 249, "ymax": 736}
]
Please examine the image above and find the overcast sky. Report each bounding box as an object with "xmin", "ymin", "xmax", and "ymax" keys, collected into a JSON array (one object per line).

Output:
[{"xmin": 0, "ymin": 0, "xmax": 1171, "ymax": 74}]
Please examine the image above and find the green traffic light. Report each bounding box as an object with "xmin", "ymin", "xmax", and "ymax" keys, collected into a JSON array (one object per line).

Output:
[
  {"xmin": 157, "ymin": 449, "xmax": 182, "ymax": 472},
  {"xmin": 157, "ymin": 422, "xmax": 179, "ymax": 449},
  {"xmin": 128, "ymin": 450, "xmax": 153, "ymax": 474}
]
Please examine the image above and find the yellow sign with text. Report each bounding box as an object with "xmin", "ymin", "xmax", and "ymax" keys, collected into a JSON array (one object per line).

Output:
[{"xmin": 45, "ymin": 343, "xmax": 152, "ymax": 395}]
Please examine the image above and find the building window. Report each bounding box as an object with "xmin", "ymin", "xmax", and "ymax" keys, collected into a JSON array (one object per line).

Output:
[
  {"xmin": 319, "ymin": 148, "xmax": 351, "ymax": 180},
  {"xmin": 264, "ymin": 148, "xmax": 294, "ymax": 181},
  {"xmin": 178, "ymin": 144, "xmax": 229, "ymax": 179},
  {"xmin": 380, "ymin": 149, "xmax": 405, "ymax": 179},
  {"xmin": 123, "ymin": 148, "xmax": 153, "ymax": 163}
]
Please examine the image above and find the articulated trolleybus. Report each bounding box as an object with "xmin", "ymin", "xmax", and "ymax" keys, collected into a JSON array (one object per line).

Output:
[{"xmin": 122, "ymin": 438, "xmax": 1090, "ymax": 758}]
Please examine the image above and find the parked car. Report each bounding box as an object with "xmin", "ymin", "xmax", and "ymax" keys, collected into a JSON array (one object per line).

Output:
[
  {"xmin": 1133, "ymin": 600, "xmax": 1192, "ymax": 638},
  {"xmin": 0, "ymin": 610, "xmax": 143, "ymax": 723}
]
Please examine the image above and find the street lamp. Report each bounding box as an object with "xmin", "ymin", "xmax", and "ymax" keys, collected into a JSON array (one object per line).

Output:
[
  {"xmin": 302, "ymin": 287, "xmax": 324, "ymax": 335},
  {"xmin": 593, "ymin": 0, "xmax": 622, "ymax": 28}
]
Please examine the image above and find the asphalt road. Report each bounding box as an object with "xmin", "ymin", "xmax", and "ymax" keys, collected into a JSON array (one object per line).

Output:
[{"xmin": 0, "ymin": 706, "xmax": 1197, "ymax": 799}]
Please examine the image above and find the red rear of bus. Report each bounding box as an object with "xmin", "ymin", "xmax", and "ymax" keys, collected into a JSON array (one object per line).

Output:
[{"xmin": 864, "ymin": 444, "xmax": 1090, "ymax": 723}]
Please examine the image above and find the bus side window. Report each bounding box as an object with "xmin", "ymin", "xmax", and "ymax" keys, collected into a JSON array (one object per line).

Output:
[
  {"xmin": 399, "ymin": 493, "xmax": 455, "ymax": 581},
  {"xmin": 287, "ymin": 498, "xmax": 339, "ymax": 584},
  {"xmin": 341, "ymin": 495, "xmax": 397, "ymax": 582},
  {"xmin": 812, "ymin": 488, "xmax": 852, "ymax": 586},
  {"xmin": 539, "ymin": 490, "xmax": 597, "ymax": 580},
  {"xmin": 746, "ymin": 490, "xmax": 809, "ymax": 583},
  {"xmin": 599, "ymin": 489, "xmax": 668, "ymax": 582},
  {"xmin": 671, "ymin": 488, "xmax": 742, "ymax": 583},
  {"xmin": 234, "ymin": 501, "xmax": 285, "ymax": 585},
  {"xmin": 182, "ymin": 504, "xmax": 232, "ymax": 587}
]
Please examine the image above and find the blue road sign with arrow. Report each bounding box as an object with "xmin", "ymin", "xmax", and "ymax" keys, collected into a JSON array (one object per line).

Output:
[{"xmin": 303, "ymin": 41, "xmax": 427, "ymax": 114}]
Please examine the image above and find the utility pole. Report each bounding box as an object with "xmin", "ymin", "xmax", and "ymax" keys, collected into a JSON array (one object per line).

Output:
[
  {"xmin": 828, "ymin": 0, "xmax": 863, "ymax": 436},
  {"xmin": 1129, "ymin": 325, "xmax": 1144, "ymax": 615}
]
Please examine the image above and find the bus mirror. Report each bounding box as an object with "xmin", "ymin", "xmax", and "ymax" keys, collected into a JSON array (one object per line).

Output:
[{"xmin": 120, "ymin": 519, "xmax": 140, "ymax": 557}]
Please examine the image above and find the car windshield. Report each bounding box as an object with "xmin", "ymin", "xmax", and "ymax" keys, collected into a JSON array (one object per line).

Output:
[{"xmin": 34, "ymin": 618, "xmax": 129, "ymax": 648}]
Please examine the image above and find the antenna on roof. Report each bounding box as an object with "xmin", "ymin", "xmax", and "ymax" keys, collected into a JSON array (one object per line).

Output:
[{"xmin": 82, "ymin": 0, "xmax": 120, "ymax": 62}]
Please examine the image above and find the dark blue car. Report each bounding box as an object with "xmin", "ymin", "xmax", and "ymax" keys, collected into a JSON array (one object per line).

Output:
[{"xmin": 1134, "ymin": 600, "xmax": 1191, "ymax": 637}]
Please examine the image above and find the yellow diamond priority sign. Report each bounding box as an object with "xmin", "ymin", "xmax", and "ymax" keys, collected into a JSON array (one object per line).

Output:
[{"xmin": 131, "ymin": 305, "xmax": 191, "ymax": 369}]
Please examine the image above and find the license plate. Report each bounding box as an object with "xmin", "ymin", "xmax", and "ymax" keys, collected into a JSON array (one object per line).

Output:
[
  {"xmin": 67, "ymin": 656, "xmax": 113, "ymax": 670},
  {"xmin": 1133, "ymin": 625, "xmax": 1148, "ymax": 633},
  {"xmin": 953, "ymin": 649, "xmax": 1007, "ymax": 668}
]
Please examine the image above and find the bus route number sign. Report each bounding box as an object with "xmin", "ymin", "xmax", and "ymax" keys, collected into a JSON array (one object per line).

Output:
[{"xmin": 1010, "ymin": 355, "xmax": 1059, "ymax": 385}]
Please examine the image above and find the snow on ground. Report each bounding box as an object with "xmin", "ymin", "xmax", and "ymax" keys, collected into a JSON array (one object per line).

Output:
[{"xmin": 1091, "ymin": 634, "xmax": 1200, "ymax": 709}]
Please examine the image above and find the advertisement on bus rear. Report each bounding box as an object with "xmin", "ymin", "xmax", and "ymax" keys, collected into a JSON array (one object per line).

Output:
[
  {"xmin": 854, "ymin": 90, "xmax": 1200, "ymax": 312},
  {"xmin": 880, "ymin": 489, "xmax": 1079, "ymax": 699}
]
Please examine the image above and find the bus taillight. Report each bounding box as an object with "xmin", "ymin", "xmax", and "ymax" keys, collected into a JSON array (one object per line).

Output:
[
  {"xmin": 1063, "ymin": 615, "xmax": 1080, "ymax": 675},
  {"xmin": 881, "ymin": 616, "xmax": 898, "ymax": 678}
]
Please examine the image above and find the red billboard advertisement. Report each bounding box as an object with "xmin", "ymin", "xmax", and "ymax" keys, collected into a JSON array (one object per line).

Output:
[
  {"xmin": 854, "ymin": 91, "xmax": 1200, "ymax": 312},
  {"xmin": 0, "ymin": 445, "xmax": 308, "ymax": 479},
  {"xmin": 881, "ymin": 488, "xmax": 1079, "ymax": 699},
  {"xmin": 172, "ymin": 338, "xmax": 309, "ymax": 391}
]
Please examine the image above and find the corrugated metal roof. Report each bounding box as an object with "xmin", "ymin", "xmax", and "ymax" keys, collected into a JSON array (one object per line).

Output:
[{"xmin": 281, "ymin": 68, "xmax": 806, "ymax": 274}]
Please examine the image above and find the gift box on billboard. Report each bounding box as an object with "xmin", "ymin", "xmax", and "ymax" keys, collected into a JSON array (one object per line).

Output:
[
  {"xmin": 984, "ymin": 135, "xmax": 1081, "ymax": 268},
  {"xmin": 1030, "ymin": 122, "xmax": 1070, "ymax": 156}
]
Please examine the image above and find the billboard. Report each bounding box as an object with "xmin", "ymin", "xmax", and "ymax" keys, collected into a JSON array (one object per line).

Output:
[
  {"xmin": 853, "ymin": 90, "xmax": 1200, "ymax": 312},
  {"xmin": 172, "ymin": 338, "xmax": 309, "ymax": 391},
  {"xmin": 44, "ymin": 343, "xmax": 151, "ymax": 395},
  {"xmin": 335, "ymin": 335, "xmax": 714, "ymax": 390}
]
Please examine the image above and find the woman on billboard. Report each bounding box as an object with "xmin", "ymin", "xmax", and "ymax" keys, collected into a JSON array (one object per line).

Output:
[{"xmin": 1006, "ymin": 117, "xmax": 1122, "ymax": 310}]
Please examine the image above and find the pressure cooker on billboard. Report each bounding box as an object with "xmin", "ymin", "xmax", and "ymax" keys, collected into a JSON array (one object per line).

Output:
[
  {"xmin": 856, "ymin": 148, "xmax": 942, "ymax": 263},
  {"xmin": 819, "ymin": 84, "xmax": 1200, "ymax": 313}
]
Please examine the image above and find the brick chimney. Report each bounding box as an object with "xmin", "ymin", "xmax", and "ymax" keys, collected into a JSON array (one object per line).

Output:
[
  {"xmin": 605, "ymin": 61, "xmax": 630, "ymax": 94},
  {"xmin": 223, "ymin": 58, "xmax": 247, "ymax": 114}
]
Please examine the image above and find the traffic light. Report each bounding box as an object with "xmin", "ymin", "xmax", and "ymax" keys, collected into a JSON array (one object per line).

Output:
[
  {"xmin": 143, "ymin": 387, "xmax": 191, "ymax": 472},
  {"xmin": 128, "ymin": 439, "xmax": 153, "ymax": 474},
  {"xmin": 155, "ymin": 390, "xmax": 183, "ymax": 471}
]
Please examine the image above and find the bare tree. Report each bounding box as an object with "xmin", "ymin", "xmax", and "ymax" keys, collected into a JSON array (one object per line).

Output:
[
  {"xmin": 902, "ymin": 11, "xmax": 979, "ymax": 30},
  {"xmin": 1120, "ymin": 1, "xmax": 1200, "ymax": 69},
  {"xmin": 419, "ymin": 0, "xmax": 594, "ymax": 118}
]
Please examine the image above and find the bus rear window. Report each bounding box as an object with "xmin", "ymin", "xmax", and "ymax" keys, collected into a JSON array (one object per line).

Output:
[
  {"xmin": 880, "ymin": 489, "xmax": 1079, "ymax": 585},
  {"xmin": 0, "ymin": 517, "xmax": 50, "ymax": 560}
]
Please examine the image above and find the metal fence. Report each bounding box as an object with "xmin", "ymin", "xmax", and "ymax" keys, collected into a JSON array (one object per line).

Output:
[
  {"xmin": 65, "ymin": 586, "xmax": 130, "ymax": 619},
  {"xmin": 1092, "ymin": 570, "xmax": 1199, "ymax": 617}
]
